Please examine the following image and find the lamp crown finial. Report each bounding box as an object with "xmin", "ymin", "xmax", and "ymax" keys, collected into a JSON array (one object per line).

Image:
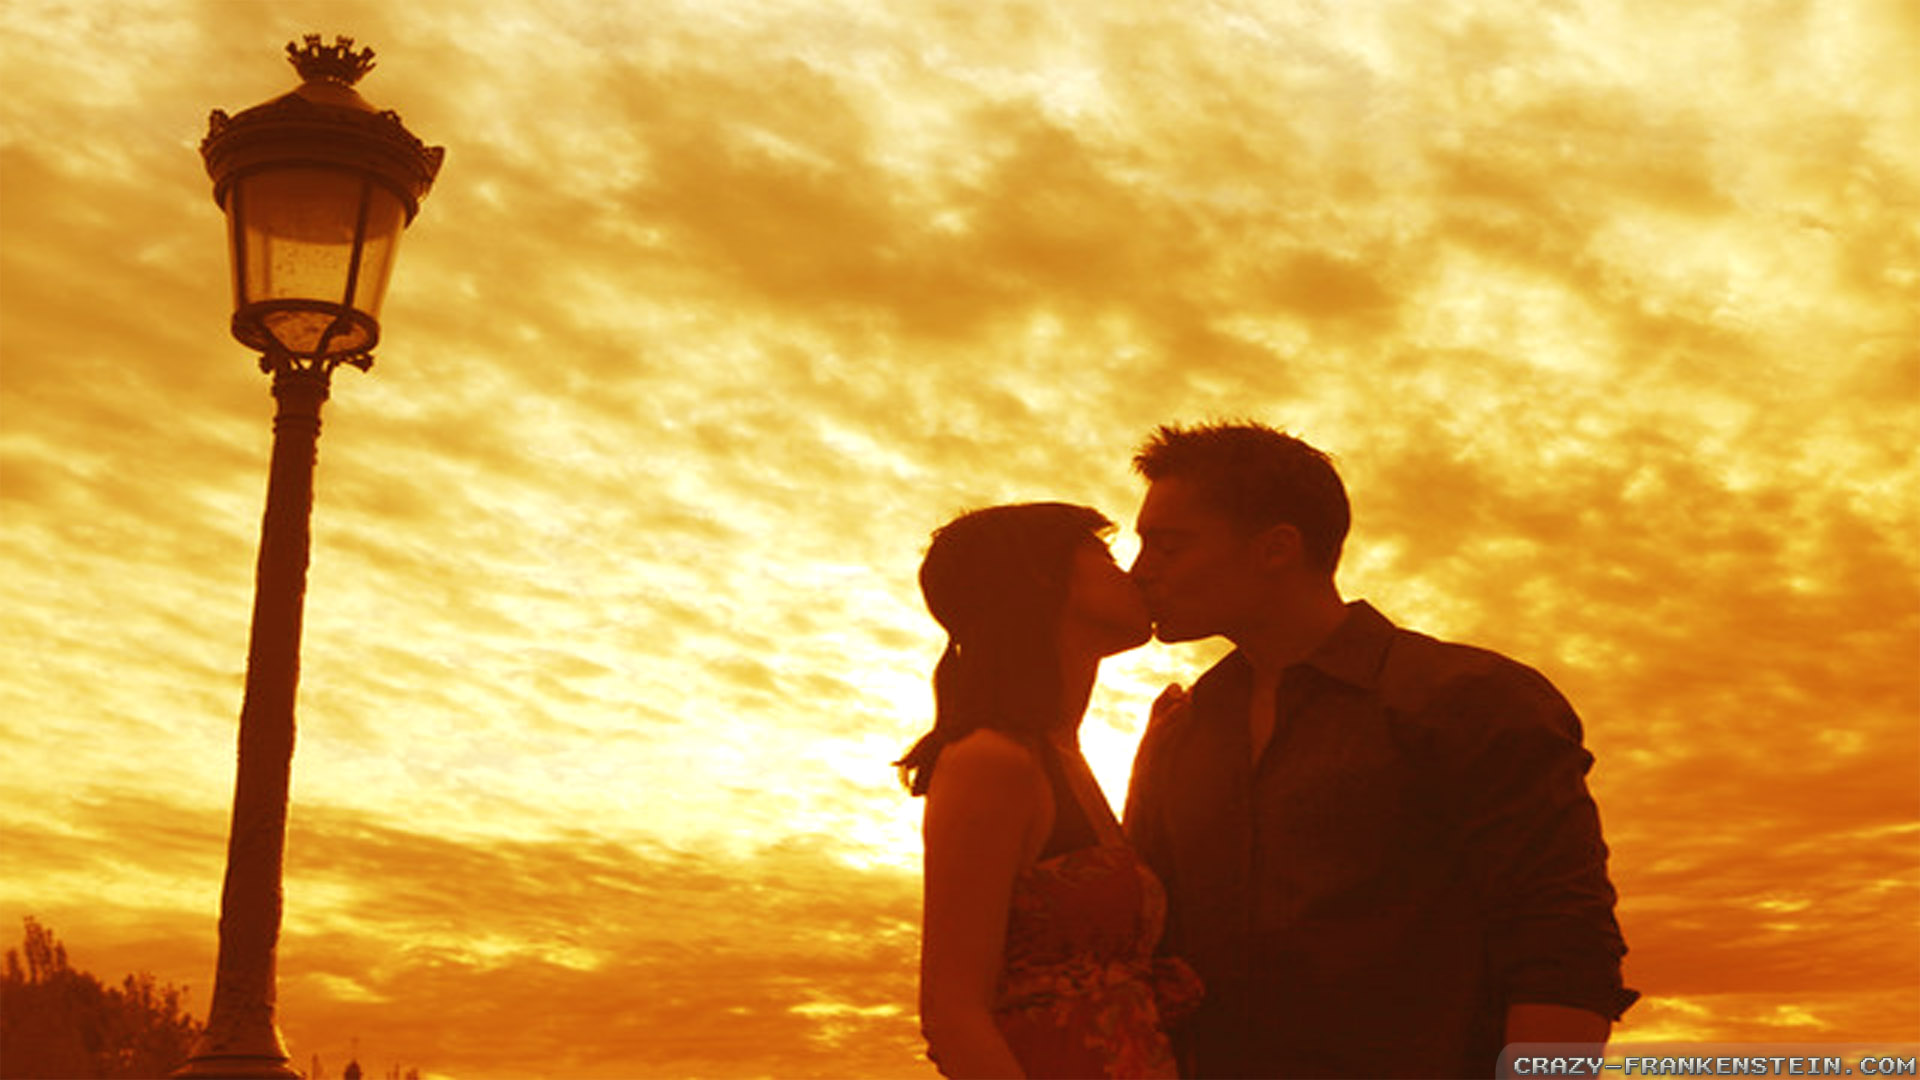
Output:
[{"xmin": 286, "ymin": 34, "xmax": 375, "ymax": 85}]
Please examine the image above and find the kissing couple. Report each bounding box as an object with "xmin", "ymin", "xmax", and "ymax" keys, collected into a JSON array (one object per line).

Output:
[{"xmin": 899, "ymin": 422, "xmax": 1636, "ymax": 1079}]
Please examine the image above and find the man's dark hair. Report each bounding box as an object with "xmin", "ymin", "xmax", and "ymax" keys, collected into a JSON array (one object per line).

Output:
[{"xmin": 1133, "ymin": 421, "xmax": 1350, "ymax": 574}]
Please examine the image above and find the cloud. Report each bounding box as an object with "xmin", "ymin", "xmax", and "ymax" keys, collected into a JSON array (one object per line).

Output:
[{"xmin": 3, "ymin": 791, "xmax": 927, "ymax": 1078}]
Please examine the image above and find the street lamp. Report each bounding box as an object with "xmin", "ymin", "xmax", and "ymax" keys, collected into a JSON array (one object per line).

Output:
[{"xmin": 177, "ymin": 35, "xmax": 442, "ymax": 1079}]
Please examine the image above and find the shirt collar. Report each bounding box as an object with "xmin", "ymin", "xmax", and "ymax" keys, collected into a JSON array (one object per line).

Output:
[
  {"xmin": 1298, "ymin": 600, "xmax": 1396, "ymax": 690},
  {"xmin": 1194, "ymin": 600, "xmax": 1398, "ymax": 703}
]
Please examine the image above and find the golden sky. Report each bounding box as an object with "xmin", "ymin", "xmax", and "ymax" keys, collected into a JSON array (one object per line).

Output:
[{"xmin": 2, "ymin": 1, "xmax": 1916, "ymax": 1076}]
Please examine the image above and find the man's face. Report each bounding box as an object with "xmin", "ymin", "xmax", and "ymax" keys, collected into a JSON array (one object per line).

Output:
[{"xmin": 1129, "ymin": 477, "xmax": 1265, "ymax": 643}]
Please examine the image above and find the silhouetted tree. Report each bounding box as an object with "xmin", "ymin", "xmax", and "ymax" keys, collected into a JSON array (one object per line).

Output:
[{"xmin": 0, "ymin": 918, "xmax": 204, "ymax": 1079}]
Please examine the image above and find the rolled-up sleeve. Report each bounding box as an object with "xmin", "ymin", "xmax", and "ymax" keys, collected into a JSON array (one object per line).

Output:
[{"xmin": 1437, "ymin": 669, "xmax": 1639, "ymax": 1021}]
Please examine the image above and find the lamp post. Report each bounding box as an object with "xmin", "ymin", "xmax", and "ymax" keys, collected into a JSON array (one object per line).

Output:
[{"xmin": 177, "ymin": 35, "xmax": 441, "ymax": 1079}]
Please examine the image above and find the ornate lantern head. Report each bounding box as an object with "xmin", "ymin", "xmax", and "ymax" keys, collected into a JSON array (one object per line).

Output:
[{"xmin": 201, "ymin": 35, "xmax": 444, "ymax": 373}]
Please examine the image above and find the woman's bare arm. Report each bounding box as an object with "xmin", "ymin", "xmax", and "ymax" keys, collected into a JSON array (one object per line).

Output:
[{"xmin": 918, "ymin": 731, "xmax": 1046, "ymax": 1079}]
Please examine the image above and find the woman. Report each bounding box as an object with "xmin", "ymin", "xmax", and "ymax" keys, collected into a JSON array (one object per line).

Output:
[{"xmin": 897, "ymin": 503, "xmax": 1200, "ymax": 1079}]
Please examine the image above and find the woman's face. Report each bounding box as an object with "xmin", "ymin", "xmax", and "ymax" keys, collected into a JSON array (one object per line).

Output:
[{"xmin": 1059, "ymin": 539, "xmax": 1152, "ymax": 658}]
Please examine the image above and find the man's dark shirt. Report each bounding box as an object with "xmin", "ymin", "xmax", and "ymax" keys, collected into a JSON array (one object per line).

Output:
[{"xmin": 1124, "ymin": 601, "xmax": 1636, "ymax": 1078}]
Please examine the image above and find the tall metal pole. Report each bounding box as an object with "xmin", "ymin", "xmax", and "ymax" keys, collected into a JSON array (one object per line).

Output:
[
  {"xmin": 176, "ymin": 365, "xmax": 330, "ymax": 1080},
  {"xmin": 183, "ymin": 37, "xmax": 439, "ymax": 1076}
]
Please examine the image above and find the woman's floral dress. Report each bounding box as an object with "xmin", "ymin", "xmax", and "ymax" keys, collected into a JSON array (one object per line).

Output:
[{"xmin": 993, "ymin": 840, "xmax": 1203, "ymax": 1078}]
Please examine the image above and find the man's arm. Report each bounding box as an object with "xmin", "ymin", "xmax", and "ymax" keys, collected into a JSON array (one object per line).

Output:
[
  {"xmin": 1441, "ymin": 668, "xmax": 1639, "ymax": 1030},
  {"xmin": 1499, "ymin": 1004, "xmax": 1612, "ymax": 1080},
  {"xmin": 1506, "ymin": 1001, "xmax": 1610, "ymax": 1044}
]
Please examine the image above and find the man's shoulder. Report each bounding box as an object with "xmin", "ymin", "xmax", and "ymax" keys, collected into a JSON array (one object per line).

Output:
[
  {"xmin": 1379, "ymin": 622, "xmax": 1529, "ymax": 691},
  {"xmin": 1376, "ymin": 622, "xmax": 1578, "ymax": 739}
]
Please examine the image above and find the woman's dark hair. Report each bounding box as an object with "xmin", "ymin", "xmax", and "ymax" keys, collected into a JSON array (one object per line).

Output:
[{"xmin": 895, "ymin": 502, "xmax": 1114, "ymax": 796}]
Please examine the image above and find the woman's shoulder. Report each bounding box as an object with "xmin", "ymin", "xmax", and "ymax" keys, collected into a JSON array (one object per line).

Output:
[
  {"xmin": 939, "ymin": 727, "xmax": 1043, "ymax": 770},
  {"xmin": 927, "ymin": 728, "xmax": 1046, "ymax": 796}
]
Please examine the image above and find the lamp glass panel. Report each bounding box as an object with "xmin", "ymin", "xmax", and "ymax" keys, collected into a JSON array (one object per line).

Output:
[
  {"xmin": 234, "ymin": 166, "xmax": 373, "ymax": 356},
  {"xmin": 238, "ymin": 166, "xmax": 364, "ymax": 303},
  {"xmin": 348, "ymin": 185, "xmax": 407, "ymax": 320}
]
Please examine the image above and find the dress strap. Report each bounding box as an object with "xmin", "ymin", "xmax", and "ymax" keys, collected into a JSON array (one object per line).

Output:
[{"xmin": 1034, "ymin": 737, "xmax": 1101, "ymax": 861}]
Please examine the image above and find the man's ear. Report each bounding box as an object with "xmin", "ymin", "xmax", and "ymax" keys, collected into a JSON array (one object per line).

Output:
[{"xmin": 1255, "ymin": 523, "xmax": 1304, "ymax": 571}]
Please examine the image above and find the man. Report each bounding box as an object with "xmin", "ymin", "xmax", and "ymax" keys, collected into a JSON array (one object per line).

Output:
[{"xmin": 1123, "ymin": 422, "xmax": 1635, "ymax": 1078}]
